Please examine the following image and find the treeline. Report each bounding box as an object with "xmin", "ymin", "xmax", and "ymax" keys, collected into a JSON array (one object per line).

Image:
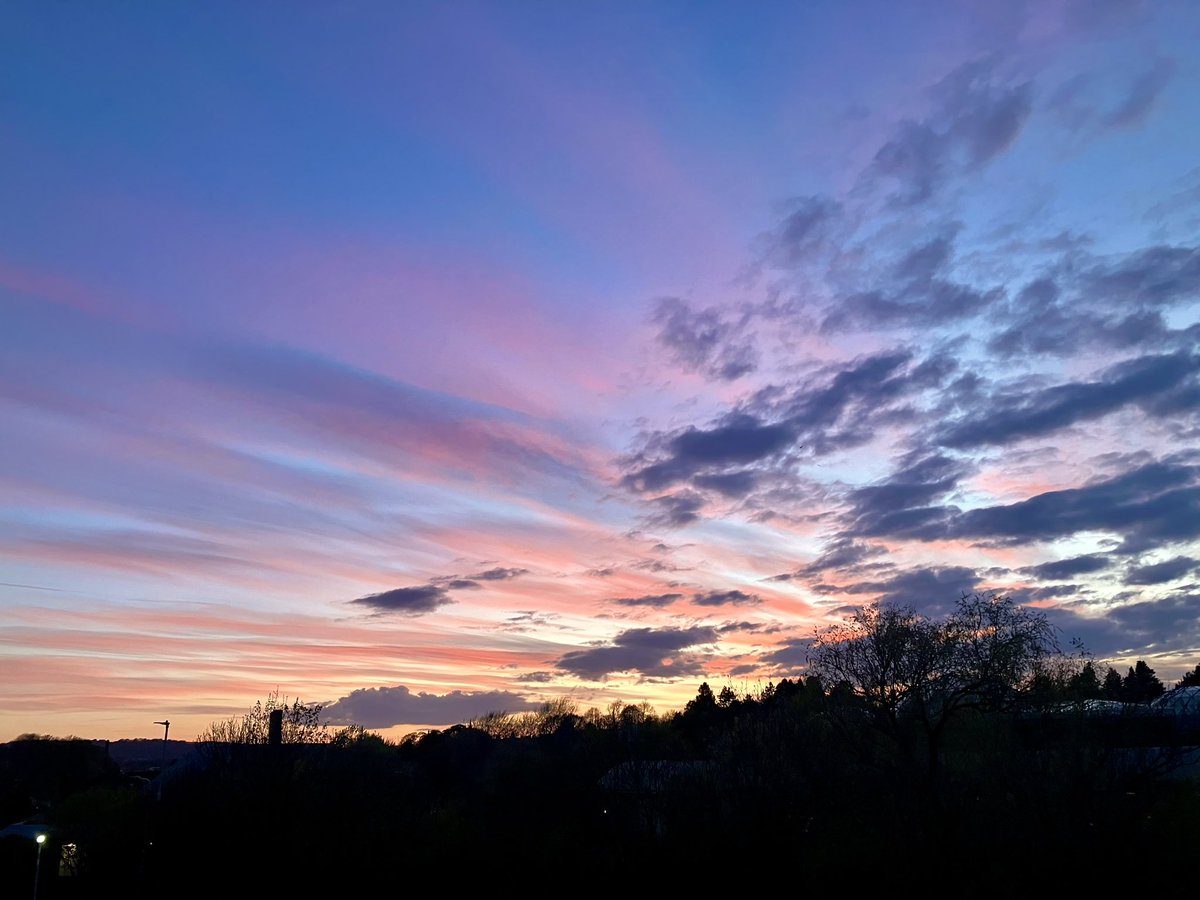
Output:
[
  {"xmin": 11, "ymin": 685, "xmax": 1200, "ymax": 891},
  {"xmin": 8, "ymin": 597, "xmax": 1200, "ymax": 892},
  {"xmin": 1068, "ymin": 658, "xmax": 1195, "ymax": 703}
]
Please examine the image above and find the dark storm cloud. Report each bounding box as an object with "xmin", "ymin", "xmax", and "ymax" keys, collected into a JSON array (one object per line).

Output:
[
  {"xmin": 323, "ymin": 684, "xmax": 541, "ymax": 728},
  {"xmin": 938, "ymin": 352, "xmax": 1200, "ymax": 449},
  {"xmin": 1104, "ymin": 58, "xmax": 1177, "ymax": 130},
  {"xmin": 610, "ymin": 593, "xmax": 684, "ymax": 608},
  {"xmin": 826, "ymin": 565, "xmax": 982, "ymax": 615},
  {"xmin": 444, "ymin": 579, "xmax": 480, "ymax": 590},
  {"xmin": 652, "ymin": 297, "xmax": 757, "ymax": 381},
  {"xmin": 350, "ymin": 584, "xmax": 452, "ymax": 615},
  {"xmin": 1019, "ymin": 554, "xmax": 1113, "ymax": 580},
  {"xmin": 692, "ymin": 589, "xmax": 762, "ymax": 607},
  {"xmin": 555, "ymin": 625, "xmax": 718, "ymax": 679},
  {"xmin": 516, "ymin": 672, "xmax": 555, "ymax": 683},
  {"xmin": 1124, "ymin": 556, "xmax": 1199, "ymax": 586},
  {"xmin": 868, "ymin": 58, "xmax": 1033, "ymax": 206}
]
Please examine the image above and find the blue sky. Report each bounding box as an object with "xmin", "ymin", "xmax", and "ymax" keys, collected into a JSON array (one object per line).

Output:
[{"xmin": 2, "ymin": 0, "xmax": 1198, "ymax": 740}]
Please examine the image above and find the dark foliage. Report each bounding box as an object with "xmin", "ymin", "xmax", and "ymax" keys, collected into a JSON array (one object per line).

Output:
[
  {"xmin": 1122, "ymin": 660, "xmax": 1167, "ymax": 703},
  {"xmin": 5, "ymin": 646, "xmax": 1200, "ymax": 892},
  {"xmin": 1179, "ymin": 664, "xmax": 1200, "ymax": 688}
]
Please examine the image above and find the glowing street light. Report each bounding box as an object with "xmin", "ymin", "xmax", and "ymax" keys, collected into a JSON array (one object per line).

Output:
[{"xmin": 33, "ymin": 832, "xmax": 46, "ymax": 900}]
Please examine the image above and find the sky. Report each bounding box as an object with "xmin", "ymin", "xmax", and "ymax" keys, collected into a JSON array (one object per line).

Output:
[{"xmin": 2, "ymin": 0, "xmax": 1199, "ymax": 742}]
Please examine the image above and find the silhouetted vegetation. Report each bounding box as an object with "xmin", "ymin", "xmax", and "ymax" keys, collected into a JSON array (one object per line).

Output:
[
  {"xmin": 1179, "ymin": 664, "xmax": 1200, "ymax": 688},
  {"xmin": 195, "ymin": 688, "xmax": 333, "ymax": 746},
  {"xmin": 5, "ymin": 598, "xmax": 1200, "ymax": 893}
]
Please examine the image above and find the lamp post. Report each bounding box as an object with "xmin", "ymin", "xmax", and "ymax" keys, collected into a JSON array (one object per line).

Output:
[
  {"xmin": 153, "ymin": 720, "xmax": 170, "ymax": 801},
  {"xmin": 32, "ymin": 833, "xmax": 45, "ymax": 900}
]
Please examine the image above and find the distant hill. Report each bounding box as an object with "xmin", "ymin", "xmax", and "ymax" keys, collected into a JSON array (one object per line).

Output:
[{"xmin": 100, "ymin": 738, "xmax": 193, "ymax": 773}]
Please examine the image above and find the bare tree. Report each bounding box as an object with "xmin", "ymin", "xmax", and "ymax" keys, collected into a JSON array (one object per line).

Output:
[
  {"xmin": 468, "ymin": 698, "xmax": 580, "ymax": 739},
  {"xmin": 198, "ymin": 688, "xmax": 331, "ymax": 745},
  {"xmin": 808, "ymin": 593, "xmax": 1062, "ymax": 785}
]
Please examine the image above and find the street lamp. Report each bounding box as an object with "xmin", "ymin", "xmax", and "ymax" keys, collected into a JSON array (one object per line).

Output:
[
  {"xmin": 153, "ymin": 720, "xmax": 170, "ymax": 800},
  {"xmin": 33, "ymin": 833, "xmax": 45, "ymax": 900}
]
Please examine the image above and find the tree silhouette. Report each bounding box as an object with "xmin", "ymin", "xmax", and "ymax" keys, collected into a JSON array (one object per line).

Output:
[
  {"xmin": 197, "ymin": 688, "xmax": 331, "ymax": 744},
  {"xmin": 808, "ymin": 593, "xmax": 1061, "ymax": 785},
  {"xmin": 1176, "ymin": 664, "xmax": 1200, "ymax": 688},
  {"xmin": 1121, "ymin": 661, "xmax": 1165, "ymax": 703},
  {"xmin": 1067, "ymin": 660, "xmax": 1103, "ymax": 700},
  {"xmin": 1103, "ymin": 666, "xmax": 1124, "ymax": 700}
]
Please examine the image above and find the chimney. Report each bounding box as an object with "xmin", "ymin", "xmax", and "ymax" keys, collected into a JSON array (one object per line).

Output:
[{"xmin": 268, "ymin": 709, "xmax": 283, "ymax": 747}]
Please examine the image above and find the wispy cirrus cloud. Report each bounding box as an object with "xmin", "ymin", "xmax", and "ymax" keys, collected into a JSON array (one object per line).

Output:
[
  {"xmin": 610, "ymin": 593, "xmax": 684, "ymax": 608},
  {"xmin": 1104, "ymin": 57, "xmax": 1177, "ymax": 130},
  {"xmin": 5, "ymin": 1, "xmax": 1200, "ymax": 743}
]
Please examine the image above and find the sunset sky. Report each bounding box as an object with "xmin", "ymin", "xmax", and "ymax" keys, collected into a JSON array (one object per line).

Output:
[{"xmin": 3, "ymin": 0, "xmax": 1199, "ymax": 742}]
